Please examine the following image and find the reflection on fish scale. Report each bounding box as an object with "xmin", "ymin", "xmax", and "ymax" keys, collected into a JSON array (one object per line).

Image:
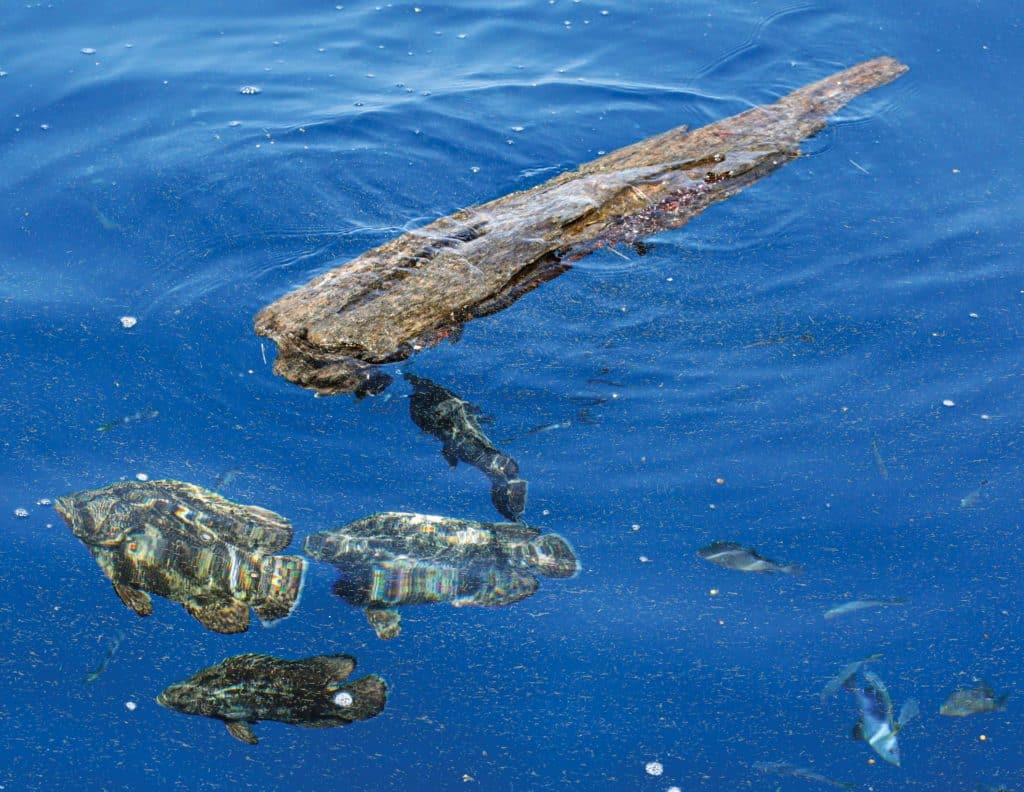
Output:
[
  {"xmin": 157, "ymin": 653, "xmax": 387, "ymax": 745},
  {"xmin": 54, "ymin": 480, "xmax": 305, "ymax": 634},
  {"xmin": 304, "ymin": 512, "xmax": 578, "ymax": 640}
]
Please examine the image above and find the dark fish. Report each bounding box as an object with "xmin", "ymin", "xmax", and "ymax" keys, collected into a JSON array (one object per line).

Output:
[
  {"xmin": 753, "ymin": 762, "xmax": 853, "ymax": 789},
  {"xmin": 157, "ymin": 653, "xmax": 387, "ymax": 745},
  {"xmin": 253, "ymin": 58, "xmax": 908, "ymax": 396},
  {"xmin": 54, "ymin": 480, "xmax": 306, "ymax": 634},
  {"xmin": 697, "ymin": 541, "xmax": 803, "ymax": 576},
  {"xmin": 847, "ymin": 670, "xmax": 918, "ymax": 766},
  {"xmin": 97, "ymin": 409, "xmax": 159, "ymax": 433},
  {"xmin": 405, "ymin": 373, "xmax": 528, "ymax": 521},
  {"xmin": 940, "ymin": 682, "xmax": 1008, "ymax": 717},
  {"xmin": 304, "ymin": 512, "xmax": 578, "ymax": 639},
  {"xmin": 83, "ymin": 630, "xmax": 125, "ymax": 684}
]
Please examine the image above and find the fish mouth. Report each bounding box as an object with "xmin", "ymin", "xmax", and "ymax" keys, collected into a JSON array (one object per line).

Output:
[{"xmin": 156, "ymin": 685, "xmax": 186, "ymax": 711}]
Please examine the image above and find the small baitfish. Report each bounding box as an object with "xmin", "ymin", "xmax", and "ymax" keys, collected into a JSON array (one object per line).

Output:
[
  {"xmin": 820, "ymin": 652, "xmax": 883, "ymax": 703},
  {"xmin": 55, "ymin": 480, "xmax": 306, "ymax": 634},
  {"xmin": 753, "ymin": 761, "xmax": 853, "ymax": 789},
  {"xmin": 823, "ymin": 598, "xmax": 906, "ymax": 620},
  {"xmin": 846, "ymin": 670, "xmax": 918, "ymax": 766},
  {"xmin": 97, "ymin": 409, "xmax": 159, "ymax": 433},
  {"xmin": 83, "ymin": 630, "xmax": 125, "ymax": 684},
  {"xmin": 157, "ymin": 653, "xmax": 387, "ymax": 745},
  {"xmin": 940, "ymin": 682, "xmax": 1008, "ymax": 717},
  {"xmin": 696, "ymin": 541, "xmax": 803, "ymax": 576}
]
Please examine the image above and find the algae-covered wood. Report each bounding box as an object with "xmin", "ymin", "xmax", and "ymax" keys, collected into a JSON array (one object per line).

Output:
[{"xmin": 254, "ymin": 56, "xmax": 908, "ymax": 396}]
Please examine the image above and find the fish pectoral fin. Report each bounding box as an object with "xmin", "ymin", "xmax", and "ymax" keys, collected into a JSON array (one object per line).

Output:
[
  {"xmin": 113, "ymin": 582, "xmax": 153, "ymax": 617},
  {"xmin": 365, "ymin": 608, "xmax": 401, "ymax": 640},
  {"xmin": 225, "ymin": 720, "xmax": 258, "ymax": 745},
  {"xmin": 441, "ymin": 444, "xmax": 459, "ymax": 468},
  {"xmin": 185, "ymin": 599, "xmax": 250, "ymax": 634}
]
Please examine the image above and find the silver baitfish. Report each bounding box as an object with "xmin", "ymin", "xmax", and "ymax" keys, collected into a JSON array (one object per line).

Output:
[
  {"xmin": 940, "ymin": 682, "xmax": 1008, "ymax": 717},
  {"xmin": 823, "ymin": 598, "xmax": 905, "ymax": 620},
  {"xmin": 157, "ymin": 653, "xmax": 387, "ymax": 745},
  {"xmin": 846, "ymin": 670, "xmax": 918, "ymax": 766},
  {"xmin": 697, "ymin": 541, "xmax": 803, "ymax": 576},
  {"xmin": 55, "ymin": 480, "xmax": 306, "ymax": 634}
]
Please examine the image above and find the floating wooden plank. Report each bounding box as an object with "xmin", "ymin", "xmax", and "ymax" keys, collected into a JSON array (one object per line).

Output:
[{"xmin": 254, "ymin": 56, "xmax": 907, "ymax": 396}]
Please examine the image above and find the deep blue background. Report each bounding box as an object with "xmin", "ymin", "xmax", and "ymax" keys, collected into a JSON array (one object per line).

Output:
[{"xmin": 2, "ymin": 1, "xmax": 1021, "ymax": 789}]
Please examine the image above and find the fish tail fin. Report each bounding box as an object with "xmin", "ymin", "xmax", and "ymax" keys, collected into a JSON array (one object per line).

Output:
[
  {"xmin": 325, "ymin": 674, "xmax": 389, "ymax": 723},
  {"xmin": 251, "ymin": 554, "xmax": 307, "ymax": 624},
  {"xmin": 781, "ymin": 563, "xmax": 804, "ymax": 576},
  {"xmin": 528, "ymin": 533, "xmax": 579, "ymax": 578}
]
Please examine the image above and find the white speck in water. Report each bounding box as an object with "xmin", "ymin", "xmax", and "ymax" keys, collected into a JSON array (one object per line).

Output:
[
  {"xmin": 36, "ymin": 498, "xmax": 51, "ymax": 506},
  {"xmin": 969, "ymin": 312, "xmax": 979, "ymax": 318},
  {"xmin": 457, "ymin": 32, "xmax": 467, "ymax": 39},
  {"xmin": 667, "ymin": 787, "xmax": 681, "ymax": 792},
  {"xmin": 120, "ymin": 315, "xmax": 138, "ymax": 329},
  {"xmin": 81, "ymin": 47, "xmax": 96, "ymax": 55},
  {"xmin": 228, "ymin": 120, "xmax": 241, "ymax": 127},
  {"xmin": 542, "ymin": 509, "xmax": 550, "ymax": 516},
  {"xmin": 135, "ymin": 473, "xmax": 149, "ymax": 482},
  {"xmin": 125, "ymin": 701, "xmax": 137, "ymax": 711},
  {"xmin": 631, "ymin": 524, "xmax": 640, "ymax": 531},
  {"xmin": 942, "ymin": 399, "xmax": 955, "ymax": 408},
  {"xmin": 0, "ymin": 71, "xmax": 8, "ymax": 77},
  {"xmin": 639, "ymin": 556, "xmax": 651, "ymax": 563},
  {"xmin": 239, "ymin": 85, "xmax": 262, "ymax": 95},
  {"xmin": 333, "ymin": 691, "xmax": 354, "ymax": 707},
  {"xmin": 470, "ymin": 166, "xmax": 480, "ymax": 173},
  {"xmin": 645, "ymin": 761, "xmax": 664, "ymax": 777},
  {"xmin": 511, "ymin": 125, "xmax": 525, "ymax": 132},
  {"xmin": 14, "ymin": 508, "xmax": 29, "ymax": 518},
  {"xmin": 40, "ymin": 123, "xmax": 50, "ymax": 131},
  {"xmin": 980, "ymin": 414, "xmax": 991, "ymax": 420},
  {"xmin": 601, "ymin": 9, "xmax": 610, "ymax": 15}
]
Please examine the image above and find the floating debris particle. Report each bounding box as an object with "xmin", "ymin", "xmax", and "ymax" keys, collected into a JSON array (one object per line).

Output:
[
  {"xmin": 120, "ymin": 315, "xmax": 137, "ymax": 329},
  {"xmin": 969, "ymin": 312, "xmax": 979, "ymax": 319},
  {"xmin": 81, "ymin": 47, "xmax": 96, "ymax": 55},
  {"xmin": 14, "ymin": 508, "xmax": 28, "ymax": 518},
  {"xmin": 125, "ymin": 701, "xmax": 137, "ymax": 711},
  {"xmin": 943, "ymin": 399, "xmax": 956, "ymax": 407},
  {"xmin": 639, "ymin": 556, "xmax": 651, "ymax": 563},
  {"xmin": 645, "ymin": 761, "xmax": 664, "ymax": 777},
  {"xmin": 36, "ymin": 498, "xmax": 51, "ymax": 506},
  {"xmin": 630, "ymin": 523, "xmax": 640, "ymax": 531},
  {"xmin": 135, "ymin": 473, "xmax": 149, "ymax": 482},
  {"xmin": 239, "ymin": 85, "xmax": 262, "ymax": 95}
]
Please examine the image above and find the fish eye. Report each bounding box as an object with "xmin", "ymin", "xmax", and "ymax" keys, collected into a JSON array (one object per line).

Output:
[
  {"xmin": 333, "ymin": 691, "xmax": 353, "ymax": 707},
  {"xmin": 128, "ymin": 542, "xmax": 138, "ymax": 552}
]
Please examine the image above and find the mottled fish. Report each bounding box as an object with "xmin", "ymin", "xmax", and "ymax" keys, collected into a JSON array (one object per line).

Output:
[
  {"xmin": 55, "ymin": 480, "xmax": 306, "ymax": 634},
  {"xmin": 940, "ymin": 682, "xmax": 1008, "ymax": 717},
  {"xmin": 846, "ymin": 669, "xmax": 918, "ymax": 766},
  {"xmin": 157, "ymin": 653, "xmax": 387, "ymax": 745},
  {"xmin": 304, "ymin": 511, "xmax": 578, "ymax": 639},
  {"xmin": 697, "ymin": 541, "xmax": 803, "ymax": 576},
  {"xmin": 405, "ymin": 373, "xmax": 527, "ymax": 520},
  {"xmin": 823, "ymin": 598, "xmax": 905, "ymax": 620}
]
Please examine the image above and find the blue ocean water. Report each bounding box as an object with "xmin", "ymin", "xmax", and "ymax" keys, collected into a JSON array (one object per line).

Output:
[{"xmin": 2, "ymin": 0, "xmax": 1021, "ymax": 789}]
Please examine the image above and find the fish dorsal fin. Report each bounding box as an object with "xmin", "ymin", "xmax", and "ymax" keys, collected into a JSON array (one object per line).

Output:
[
  {"xmin": 365, "ymin": 608, "xmax": 402, "ymax": 640},
  {"xmin": 225, "ymin": 720, "xmax": 258, "ymax": 745},
  {"xmin": 312, "ymin": 655, "xmax": 357, "ymax": 685},
  {"xmin": 113, "ymin": 582, "xmax": 153, "ymax": 617},
  {"xmin": 184, "ymin": 598, "xmax": 250, "ymax": 634}
]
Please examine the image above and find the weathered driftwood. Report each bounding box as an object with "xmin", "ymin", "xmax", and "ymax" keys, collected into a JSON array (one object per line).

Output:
[{"xmin": 255, "ymin": 56, "xmax": 908, "ymax": 396}]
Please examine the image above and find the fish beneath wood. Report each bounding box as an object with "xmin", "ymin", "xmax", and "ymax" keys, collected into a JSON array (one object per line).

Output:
[
  {"xmin": 157, "ymin": 653, "xmax": 387, "ymax": 745},
  {"xmin": 254, "ymin": 57, "xmax": 907, "ymax": 396}
]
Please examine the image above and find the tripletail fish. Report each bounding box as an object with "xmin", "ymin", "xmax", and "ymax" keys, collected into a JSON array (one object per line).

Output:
[
  {"xmin": 55, "ymin": 480, "xmax": 306, "ymax": 634},
  {"xmin": 253, "ymin": 57, "xmax": 908, "ymax": 396},
  {"xmin": 697, "ymin": 541, "xmax": 803, "ymax": 576},
  {"xmin": 303, "ymin": 512, "xmax": 578, "ymax": 640},
  {"xmin": 157, "ymin": 653, "xmax": 387, "ymax": 745},
  {"xmin": 405, "ymin": 374, "xmax": 528, "ymax": 521},
  {"xmin": 940, "ymin": 682, "xmax": 1008, "ymax": 717}
]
